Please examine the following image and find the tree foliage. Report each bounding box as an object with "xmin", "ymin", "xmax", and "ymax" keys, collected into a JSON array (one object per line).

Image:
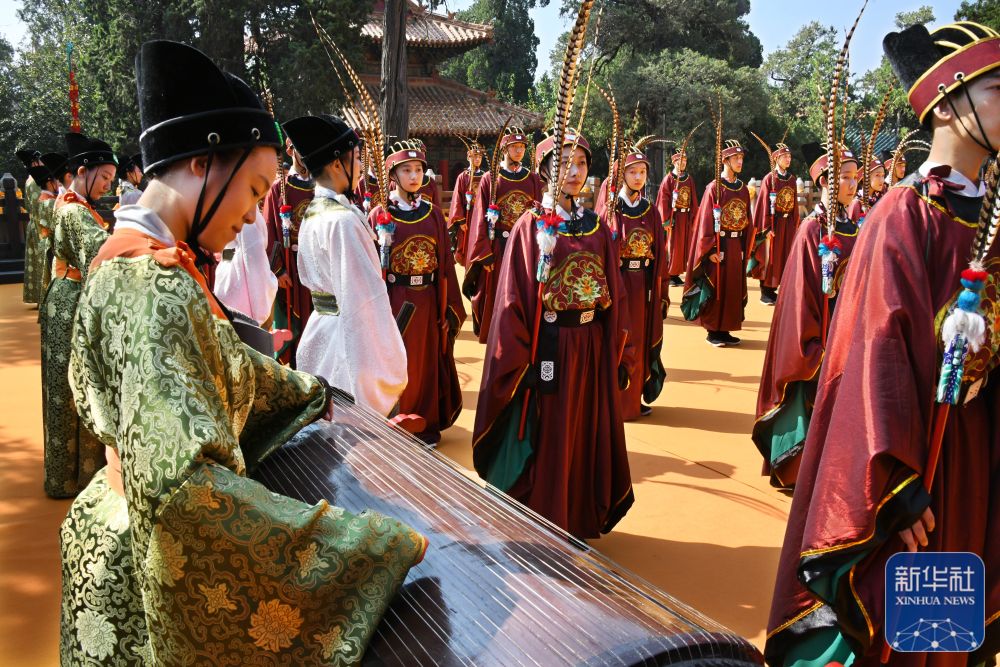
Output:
[
  {"xmin": 4, "ymin": 0, "xmax": 372, "ymax": 178},
  {"xmin": 956, "ymin": 0, "xmax": 1000, "ymax": 30},
  {"xmin": 438, "ymin": 0, "xmax": 546, "ymax": 104}
]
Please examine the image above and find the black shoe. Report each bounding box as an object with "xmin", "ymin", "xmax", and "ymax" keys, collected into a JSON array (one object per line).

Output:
[
  {"xmin": 669, "ymin": 275, "xmax": 683, "ymax": 287},
  {"xmin": 640, "ymin": 404, "xmax": 653, "ymax": 417},
  {"xmin": 760, "ymin": 292, "xmax": 776, "ymax": 306},
  {"xmin": 707, "ymin": 332, "xmax": 726, "ymax": 347},
  {"xmin": 721, "ymin": 332, "xmax": 742, "ymax": 346}
]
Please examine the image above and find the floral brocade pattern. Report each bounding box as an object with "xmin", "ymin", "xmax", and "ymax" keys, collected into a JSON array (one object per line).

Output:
[
  {"xmin": 61, "ymin": 256, "xmax": 427, "ymax": 665},
  {"xmin": 775, "ymin": 186, "xmax": 796, "ymax": 214},
  {"xmin": 721, "ymin": 198, "xmax": 750, "ymax": 232},
  {"xmin": 675, "ymin": 185, "xmax": 692, "ymax": 210},
  {"xmin": 390, "ymin": 234, "xmax": 438, "ymax": 275},
  {"xmin": 622, "ymin": 228, "xmax": 654, "ymax": 260},
  {"xmin": 498, "ymin": 190, "xmax": 533, "ymax": 230},
  {"xmin": 543, "ymin": 250, "xmax": 612, "ymax": 312}
]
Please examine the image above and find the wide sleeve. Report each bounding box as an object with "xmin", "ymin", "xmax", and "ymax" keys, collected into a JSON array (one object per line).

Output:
[
  {"xmin": 69, "ymin": 261, "xmax": 426, "ymax": 664},
  {"xmin": 262, "ymin": 180, "xmax": 285, "ymax": 276},
  {"xmin": 434, "ymin": 208, "xmax": 466, "ymax": 329},
  {"xmin": 448, "ymin": 171, "xmax": 468, "ymax": 229},
  {"xmin": 56, "ymin": 204, "xmax": 108, "ymax": 281},
  {"xmin": 655, "ymin": 175, "xmax": 673, "ymax": 227},
  {"xmin": 333, "ymin": 212, "xmax": 408, "ymax": 416}
]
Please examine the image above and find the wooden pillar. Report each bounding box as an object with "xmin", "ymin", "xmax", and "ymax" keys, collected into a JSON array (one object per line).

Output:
[{"xmin": 381, "ymin": 0, "xmax": 409, "ymax": 144}]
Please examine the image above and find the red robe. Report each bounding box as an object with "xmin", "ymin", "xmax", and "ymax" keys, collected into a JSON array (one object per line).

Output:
[
  {"xmin": 748, "ymin": 170, "xmax": 800, "ymax": 288},
  {"xmin": 462, "ymin": 166, "xmax": 544, "ymax": 342},
  {"xmin": 263, "ymin": 173, "xmax": 314, "ymax": 366},
  {"xmin": 765, "ymin": 172, "xmax": 1000, "ymax": 666},
  {"xmin": 682, "ymin": 178, "xmax": 751, "ymax": 332},
  {"xmin": 597, "ymin": 191, "xmax": 667, "ymax": 420},
  {"xmin": 846, "ymin": 186, "xmax": 887, "ymax": 224},
  {"xmin": 447, "ymin": 168, "xmax": 486, "ymax": 267},
  {"xmin": 752, "ymin": 208, "xmax": 859, "ymax": 488},
  {"xmin": 471, "ymin": 206, "xmax": 635, "ymax": 539},
  {"xmin": 656, "ymin": 171, "xmax": 700, "ymax": 277},
  {"xmin": 369, "ymin": 199, "xmax": 466, "ymax": 443}
]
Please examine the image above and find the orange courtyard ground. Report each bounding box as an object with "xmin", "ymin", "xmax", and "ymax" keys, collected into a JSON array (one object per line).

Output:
[{"xmin": 0, "ymin": 278, "xmax": 790, "ymax": 664}]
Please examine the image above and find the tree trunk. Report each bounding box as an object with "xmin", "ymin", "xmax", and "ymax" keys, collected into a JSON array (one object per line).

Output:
[{"xmin": 381, "ymin": 0, "xmax": 408, "ymax": 144}]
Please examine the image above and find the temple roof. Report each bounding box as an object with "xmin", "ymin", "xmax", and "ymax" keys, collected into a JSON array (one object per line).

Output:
[
  {"xmin": 343, "ymin": 75, "xmax": 544, "ymax": 138},
  {"xmin": 362, "ymin": 1, "xmax": 493, "ymax": 49}
]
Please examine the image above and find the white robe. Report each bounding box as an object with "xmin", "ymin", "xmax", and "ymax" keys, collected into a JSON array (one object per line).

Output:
[
  {"xmin": 117, "ymin": 181, "xmax": 143, "ymax": 207},
  {"xmin": 295, "ymin": 188, "xmax": 407, "ymax": 416},
  {"xmin": 214, "ymin": 209, "xmax": 278, "ymax": 325}
]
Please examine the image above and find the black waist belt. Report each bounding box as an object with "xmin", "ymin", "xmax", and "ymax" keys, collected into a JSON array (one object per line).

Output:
[
  {"xmin": 620, "ymin": 257, "xmax": 653, "ymax": 271},
  {"xmin": 674, "ymin": 207, "xmax": 690, "ymax": 213},
  {"xmin": 542, "ymin": 308, "xmax": 599, "ymax": 327},
  {"xmin": 311, "ymin": 292, "xmax": 340, "ymax": 315},
  {"xmin": 221, "ymin": 248, "xmax": 236, "ymax": 262},
  {"xmin": 386, "ymin": 270, "xmax": 438, "ymax": 287},
  {"xmin": 721, "ymin": 230, "xmax": 742, "ymax": 238}
]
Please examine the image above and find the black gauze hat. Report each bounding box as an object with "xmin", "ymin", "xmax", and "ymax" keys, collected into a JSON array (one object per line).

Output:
[
  {"xmin": 136, "ymin": 40, "xmax": 280, "ymax": 173},
  {"xmin": 801, "ymin": 142, "xmax": 824, "ymax": 167},
  {"xmin": 116, "ymin": 152, "xmax": 143, "ymax": 180},
  {"xmin": 65, "ymin": 132, "xmax": 118, "ymax": 171},
  {"xmin": 41, "ymin": 153, "xmax": 69, "ymax": 180},
  {"xmin": 16, "ymin": 148, "xmax": 40, "ymax": 167},
  {"xmin": 282, "ymin": 114, "xmax": 360, "ymax": 174},
  {"xmin": 28, "ymin": 165, "xmax": 52, "ymax": 185}
]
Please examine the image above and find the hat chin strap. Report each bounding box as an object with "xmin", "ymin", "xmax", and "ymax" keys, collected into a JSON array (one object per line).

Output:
[
  {"xmin": 189, "ymin": 146, "xmax": 254, "ymax": 267},
  {"xmin": 944, "ymin": 80, "xmax": 997, "ymax": 154}
]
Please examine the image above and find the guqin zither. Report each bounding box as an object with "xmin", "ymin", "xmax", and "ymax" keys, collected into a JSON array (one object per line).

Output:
[{"xmin": 253, "ymin": 391, "xmax": 765, "ymax": 666}]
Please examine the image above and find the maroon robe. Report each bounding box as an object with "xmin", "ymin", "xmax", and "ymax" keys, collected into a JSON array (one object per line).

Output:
[
  {"xmin": 369, "ymin": 199, "xmax": 466, "ymax": 443},
  {"xmin": 448, "ymin": 168, "xmax": 485, "ymax": 267},
  {"xmin": 765, "ymin": 173, "xmax": 1000, "ymax": 666},
  {"xmin": 846, "ymin": 186, "xmax": 887, "ymax": 224},
  {"xmin": 749, "ymin": 170, "xmax": 800, "ymax": 288},
  {"xmin": 263, "ymin": 173, "xmax": 314, "ymax": 365},
  {"xmin": 682, "ymin": 178, "xmax": 751, "ymax": 332},
  {"xmin": 656, "ymin": 171, "xmax": 700, "ymax": 277},
  {"xmin": 752, "ymin": 208, "xmax": 859, "ymax": 488},
  {"xmin": 463, "ymin": 166, "xmax": 544, "ymax": 342},
  {"xmin": 596, "ymin": 191, "xmax": 667, "ymax": 420},
  {"xmin": 418, "ymin": 173, "xmax": 441, "ymax": 210},
  {"xmin": 471, "ymin": 206, "xmax": 635, "ymax": 539}
]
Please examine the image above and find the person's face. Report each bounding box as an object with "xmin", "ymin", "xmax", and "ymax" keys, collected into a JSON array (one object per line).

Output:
[
  {"xmin": 894, "ymin": 159, "xmax": 906, "ymax": 180},
  {"xmin": 468, "ymin": 150, "xmax": 484, "ymax": 170},
  {"xmin": 834, "ymin": 161, "xmax": 859, "ymax": 207},
  {"xmin": 932, "ymin": 71, "xmax": 1000, "ymax": 154},
  {"xmin": 78, "ymin": 164, "xmax": 117, "ymax": 199},
  {"xmin": 30, "ymin": 158, "xmax": 43, "ymax": 167},
  {"xmin": 674, "ymin": 155, "xmax": 687, "ymax": 172},
  {"xmin": 558, "ymin": 145, "xmax": 589, "ymax": 197},
  {"xmin": 197, "ymin": 147, "xmax": 277, "ymax": 253},
  {"xmin": 725, "ymin": 153, "xmax": 744, "ymax": 174},
  {"xmin": 624, "ymin": 163, "xmax": 647, "ymax": 192},
  {"xmin": 394, "ymin": 160, "xmax": 424, "ymax": 193},
  {"xmin": 870, "ymin": 167, "xmax": 886, "ymax": 192},
  {"xmin": 60, "ymin": 172, "xmax": 72, "ymax": 189},
  {"xmin": 506, "ymin": 142, "xmax": 526, "ymax": 164},
  {"xmin": 776, "ymin": 152, "xmax": 792, "ymax": 171}
]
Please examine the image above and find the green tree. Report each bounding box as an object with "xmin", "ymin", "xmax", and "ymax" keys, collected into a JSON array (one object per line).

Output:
[
  {"xmin": 895, "ymin": 5, "xmax": 935, "ymax": 29},
  {"xmin": 438, "ymin": 0, "xmax": 545, "ymax": 104},
  {"xmin": 763, "ymin": 22, "xmax": 838, "ymax": 143},
  {"xmin": 956, "ymin": 0, "xmax": 1000, "ymax": 30}
]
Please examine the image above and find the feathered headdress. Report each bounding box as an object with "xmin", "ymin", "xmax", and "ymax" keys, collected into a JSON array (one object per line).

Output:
[
  {"xmin": 598, "ymin": 84, "xmax": 624, "ymax": 238},
  {"xmin": 708, "ymin": 94, "xmax": 724, "ymax": 232},
  {"xmin": 861, "ymin": 85, "xmax": 894, "ymax": 198},
  {"xmin": 485, "ymin": 115, "xmax": 514, "ymax": 239},
  {"xmin": 750, "ymin": 131, "xmax": 775, "ymax": 171}
]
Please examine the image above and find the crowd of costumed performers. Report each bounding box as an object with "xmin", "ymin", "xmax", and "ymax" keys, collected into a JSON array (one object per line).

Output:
[{"xmin": 12, "ymin": 0, "xmax": 1000, "ymax": 661}]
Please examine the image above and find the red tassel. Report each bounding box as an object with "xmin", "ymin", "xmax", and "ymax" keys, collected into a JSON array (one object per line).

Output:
[
  {"xmin": 279, "ymin": 204, "xmax": 292, "ymax": 215},
  {"xmin": 377, "ymin": 211, "xmax": 393, "ymax": 227},
  {"xmin": 961, "ymin": 268, "xmax": 988, "ymax": 282}
]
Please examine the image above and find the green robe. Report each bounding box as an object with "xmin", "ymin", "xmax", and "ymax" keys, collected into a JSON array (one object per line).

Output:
[
  {"xmin": 61, "ymin": 243, "xmax": 427, "ymax": 665},
  {"xmin": 40, "ymin": 198, "xmax": 108, "ymax": 498},
  {"xmin": 21, "ymin": 177, "xmax": 42, "ymax": 303},
  {"xmin": 35, "ymin": 194, "xmax": 55, "ymax": 299}
]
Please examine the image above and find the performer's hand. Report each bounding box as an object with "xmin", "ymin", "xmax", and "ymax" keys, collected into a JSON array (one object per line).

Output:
[
  {"xmin": 710, "ymin": 252, "xmax": 723, "ymax": 263},
  {"xmin": 767, "ymin": 230, "xmax": 775, "ymax": 239},
  {"xmin": 323, "ymin": 399, "xmax": 334, "ymax": 421},
  {"xmin": 277, "ymin": 273, "xmax": 293, "ymax": 289},
  {"xmin": 898, "ymin": 507, "xmax": 936, "ymax": 552}
]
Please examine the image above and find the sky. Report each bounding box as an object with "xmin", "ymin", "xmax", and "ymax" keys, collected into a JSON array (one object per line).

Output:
[{"xmin": 0, "ymin": 0, "xmax": 969, "ymax": 77}]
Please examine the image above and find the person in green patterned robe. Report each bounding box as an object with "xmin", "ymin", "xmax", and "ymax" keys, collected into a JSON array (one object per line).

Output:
[
  {"xmin": 33, "ymin": 152, "xmax": 71, "ymax": 301},
  {"xmin": 18, "ymin": 147, "xmax": 44, "ymax": 304},
  {"xmin": 59, "ymin": 40, "xmax": 428, "ymax": 666},
  {"xmin": 39, "ymin": 133, "xmax": 117, "ymax": 498}
]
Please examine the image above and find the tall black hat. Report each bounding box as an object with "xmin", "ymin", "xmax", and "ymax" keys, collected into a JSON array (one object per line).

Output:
[
  {"xmin": 282, "ymin": 114, "xmax": 360, "ymax": 175},
  {"xmin": 136, "ymin": 40, "xmax": 281, "ymax": 173},
  {"xmin": 16, "ymin": 148, "xmax": 41, "ymax": 168},
  {"xmin": 65, "ymin": 132, "xmax": 117, "ymax": 171},
  {"xmin": 27, "ymin": 164, "xmax": 52, "ymax": 186},
  {"xmin": 884, "ymin": 21, "xmax": 1000, "ymax": 125},
  {"xmin": 41, "ymin": 153, "xmax": 69, "ymax": 180}
]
